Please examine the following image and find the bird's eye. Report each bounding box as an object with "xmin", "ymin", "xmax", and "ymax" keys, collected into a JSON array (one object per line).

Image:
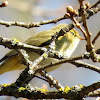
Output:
[{"xmin": 71, "ymin": 32, "xmax": 74, "ymax": 35}]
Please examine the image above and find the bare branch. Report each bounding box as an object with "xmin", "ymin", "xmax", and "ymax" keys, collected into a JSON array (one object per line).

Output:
[
  {"xmin": 0, "ymin": 1, "xmax": 99, "ymax": 99},
  {"xmin": 87, "ymin": 90, "xmax": 100, "ymax": 97},
  {"xmin": 0, "ymin": 16, "xmax": 67, "ymax": 28},
  {"xmin": 92, "ymin": 31, "xmax": 100, "ymax": 44},
  {"xmin": 78, "ymin": 0, "xmax": 100, "ymax": 62},
  {"xmin": 89, "ymin": 0, "xmax": 100, "ymax": 9},
  {"xmin": 0, "ymin": 36, "xmax": 46, "ymax": 55},
  {"xmin": 40, "ymin": 71, "xmax": 64, "ymax": 89},
  {"xmin": 70, "ymin": 61, "xmax": 100, "ymax": 73},
  {"xmin": 0, "ymin": 2, "xmax": 99, "ymax": 29},
  {"xmin": 0, "ymin": 81, "xmax": 99, "ymax": 99}
]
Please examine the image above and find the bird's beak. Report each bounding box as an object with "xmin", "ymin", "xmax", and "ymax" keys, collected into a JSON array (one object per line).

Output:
[{"xmin": 78, "ymin": 36, "xmax": 85, "ymax": 40}]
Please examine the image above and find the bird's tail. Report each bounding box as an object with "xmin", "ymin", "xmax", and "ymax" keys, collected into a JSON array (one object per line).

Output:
[{"xmin": 0, "ymin": 54, "xmax": 26, "ymax": 75}]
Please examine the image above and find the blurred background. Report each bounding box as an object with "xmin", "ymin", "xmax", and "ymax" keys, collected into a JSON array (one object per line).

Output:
[{"xmin": 0, "ymin": 0, "xmax": 99, "ymax": 100}]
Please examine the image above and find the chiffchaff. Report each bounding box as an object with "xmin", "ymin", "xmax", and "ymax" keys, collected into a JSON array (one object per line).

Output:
[{"xmin": 0, "ymin": 24, "xmax": 81, "ymax": 75}]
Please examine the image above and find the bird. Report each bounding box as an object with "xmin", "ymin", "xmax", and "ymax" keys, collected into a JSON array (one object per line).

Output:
[{"xmin": 0, "ymin": 24, "xmax": 81, "ymax": 75}]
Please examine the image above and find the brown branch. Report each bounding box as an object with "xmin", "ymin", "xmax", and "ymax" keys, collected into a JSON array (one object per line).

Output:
[
  {"xmin": 92, "ymin": 31, "xmax": 100, "ymax": 44},
  {"xmin": 87, "ymin": 90, "xmax": 100, "ymax": 97},
  {"xmin": 70, "ymin": 61, "xmax": 100, "ymax": 73},
  {"xmin": 79, "ymin": 0, "xmax": 92, "ymax": 43},
  {"xmin": 78, "ymin": 0, "xmax": 100, "ymax": 62},
  {"xmin": 40, "ymin": 70, "xmax": 64, "ymax": 90},
  {"xmin": 56, "ymin": 4, "xmax": 100, "ymax": 40},
  {"xmin": 0, "ymin": 9, "xmax": 99, "ymax": 86},
  {"xmin": 10, "ymin": 48, "xmax": 100, "ymax": 87},
  {"xmin": 0, "ymin": 36, "xmax": 46, "ymax": 55},
  {"xmin": 0, "ymin": 81, "xmax": 99, "ymax": 99},
  {"xmin": 40, "ymin": 57, "xmax": 100, "ymax": 74},
  {"xmin": 71, "ymin": 17, "xmax": 87, "ymax": 39},
  {"xmin": 89, "ymin": 0, "xmax": 100, "ymax": 9},
  {"xmin": 15, "ymin": 31, "xmax": 64, "ymax": 89},
  {"xmin": 15, "ymin": 52, "xmax": 86, "ymax": 86},
  {"xmin": 78, "ymin": 81, "xmax": 100, "ymax": 99},
  {"xmin": 0, "ymin": 1, "xmax": 99, "ymax": 99},
  {"xmin": 96, "ymin": 48, "xmax": 100, "ymax": 54},
  {"xmin": 0, "ymin": 1, "xmax": 99, "ymax": 29},
  {"xmin": 16, "ymin": 52, "xmax": 86, "ymax": 82},
  {"xmin": 0, "ymin": 16, "xmax": 67, "ymax": 28}
]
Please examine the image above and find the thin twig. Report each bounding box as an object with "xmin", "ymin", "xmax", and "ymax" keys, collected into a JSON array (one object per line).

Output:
[
  {"xmin": 0, "ymin": 1, "xmax": 99, "ymax": 28},
  {"xmin": 0, "ymin": 36, "xmax": 46, "ymax": 54},
  {"xmin": 87, "ymin": 90, "xmax": 100, "ymax": 97},
  {"xmin": 92, "ymin": 31, "xmax": 100, "ymax": 44},
  {"xmin": 70, "ymin": 61, "xmax": 100, "ymax": 73},
  {"xmin": 89, "ymin": 0, "xmax": 100, "ymax": 9},
  {"xmin": 71, "ymin": 17, "xmax": 87, "ymax": 40},
  {"xmin": 0, "ymin": 16, "xmax": 67, "ymax": 28},
  {"xmin": 40, "ymin": 71, "xmax": 64, "ymax": 89},
  {"xmin": 78, "ymin": 0, "xmax": 100, "ymax": 62}
]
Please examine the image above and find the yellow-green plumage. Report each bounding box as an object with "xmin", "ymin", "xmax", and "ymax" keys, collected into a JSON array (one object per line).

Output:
[
  {"xmin": 25, "ymin": 24, "xmax": 69, "ymax": 46},
  {"xmin": 0, "ymin": 24, "xmax": 80, "ymax": 75}
]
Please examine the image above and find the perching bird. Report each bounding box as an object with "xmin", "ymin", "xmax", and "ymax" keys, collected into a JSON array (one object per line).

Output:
[{"xmin": 0, "ymin": 24, "xmax": 81, "ymax": 75}]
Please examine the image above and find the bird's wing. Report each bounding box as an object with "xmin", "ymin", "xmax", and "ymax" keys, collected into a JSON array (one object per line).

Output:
[{"xmin": 25, "ymin": 24, "xmax": 68, "ymax": 46}]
